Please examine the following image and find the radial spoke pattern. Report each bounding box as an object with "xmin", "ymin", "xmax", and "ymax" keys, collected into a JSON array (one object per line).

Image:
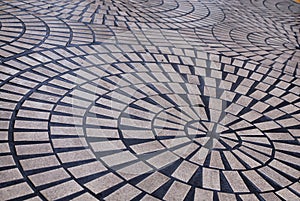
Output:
[{"xmin": 0, "ymin": 0, "xmax": 299, "ymax": 201}]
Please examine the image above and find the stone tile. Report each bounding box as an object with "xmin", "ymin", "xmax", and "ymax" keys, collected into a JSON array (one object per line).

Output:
[
  {"xmin": 171, "ymin": 161, "xmax": 198, "ymax": 182},
  {"xmin": 20, "ymin": 155, "xmax": 60, "ymax": 171},
  {"xmin": 0, "ymin": 182, "xmax": 34, "ymax": 200},
  {"xmin": 0, "ymin": 168, "xmax": 23, "ymax": 184},
  {"xmin": 194, "ymin": 188, "xmax": 213, "ymax": 201},
  {"xmin": 24, "ymin": 196, "xmax": 43, "ymax": 201},
  {"xmin": 29, "ymin": 168, "xmax": 70, "ymax": 186},
  {"xmin": 0, "ymin": 155, "xmax": 16, "ymax": 168},
  {"xmin": 223, "ymin": 171, "xmax": 249, "ymax": 192},
  {"xmin": 276, "ymin": 188, "xmax": 299, "ymax": 201},
  {"xmin": 217, "ymin": 192, "xmax": 236, "ymax": 201},
  {"xmin": 105, "ymin": 184, "xmax": 141, "ymax": 201},
  {"xmin": 117, "ymin": 161, "xmax": 152, "ymax": 180},
  {"xmin": 137, "ymin": 171, "xmax": 170, "ymax": 193},
  {"xmin": 0, "ymin": 143, "xmax": 10, "ymax": 153},
  {"xmin": 147, "ymin": 151, "xmax": 179, "ymax": 169},
  {"xmin": 202, "ymin": 168, "xmax": 220, "ymax": 190},
  {"xmin": 238, "ymin": 194, "xmax": 260, "ymax": 201},
  {"xmin": 58, "ymin": 149, "xmax": 95, "ymax": 163},
  {"xmin": 101, "ymin": 151, "xmax": 137, "ymax": 167},
  {"xmin": 140, "ymin": 194, "xmax": 160, "ymax": 201},
  {"xmin": 242, "ymin": 170, "xmax": 274, "ymax": 192},
  {"xmin": 260, "ymin": 192, "xmax": 282, "ymax": 201},
  {"xmin": 16, "ymin": 144, "xmax": 53, "ymax": 155},
  {"xmin": 258, "ymin": 166, "xmax": 291, "ymax": 187},
  {"xmin": 41, "ymin": 180, "xmax": 83, "ymax": 200},
  {"xmin": 269, "ymin": 159, "xmax": 300, "ymax": 179},
  {"xmin": 68, "ymin": 161, "xmax": 107, "ymax": 179},
  {"xmin": 85, "ymin": 173, "xmax": 123, "ymax": 194},
  {"xmin": 163, "ymin": 181, "xmax": 190, "ymax": 201}
]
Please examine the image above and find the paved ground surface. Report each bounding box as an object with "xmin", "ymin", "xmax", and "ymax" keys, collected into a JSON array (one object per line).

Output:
[{"xmin": 0, "ymin": 0, "xmax": 300, "ymax": 200}]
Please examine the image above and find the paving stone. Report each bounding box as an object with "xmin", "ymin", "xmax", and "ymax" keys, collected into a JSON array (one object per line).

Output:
[
  {"xmin": 137, "ymin": 171, "xmax": 170, "ymax": 194},
  {"xmin": 163, "ymin": 181, "xmax": 190, "ymax": 201},
  {"xmin": 70, "ymin": 193, "xmax": 99, "ymax": 201},
  {"xmin": 276, "ymin": 188, "xmax": 300, "ymax": 201},
  {"xmin": 41, "ymin": 180, "xmax": 83, "ymax": 200},
  {"xmin": 0, "ymin": 155, "xmax": 16, "ymax": 168},
  {"xmin": 0, "ymin": 0, "xmax": 300, "ymax": 200},
  {"xmin": 0, "ymin": 168, "xmax": 23, "ymax": 184},
  {"xmin": 20, "ymin": 155, "xmax": 60, "ymax": 171},
  {"xmin": 85, "ymin": 172, "xmax": 123, "ymax": 194},
  {"xmin": 105, "ymin": 184, "xmax": 141, "ymax": 201},
  {"xmin": 0, "ymin": 182, "xmax": 34, "ymax": 200},
  {"xmin": 28, "ymin": 168, "xmax": 70, "ymax": 187}
]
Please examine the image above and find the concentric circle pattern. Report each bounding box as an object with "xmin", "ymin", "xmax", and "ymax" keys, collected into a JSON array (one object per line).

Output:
[
  {"xmin": 195, "ymin": 1, "xmax": 300, "ymax": 76},
  {"xmin": 3, "ymin": 0, "xmax": 225, "ymax": 28},
  {"xmin": 0, "ymin": 0, "xmax": 300, "ymax": 201}
]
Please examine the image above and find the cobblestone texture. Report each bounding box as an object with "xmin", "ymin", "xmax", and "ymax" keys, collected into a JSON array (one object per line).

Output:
[{"xmin": 0, "ymin": 0, "xmax": 300, "ymax": 200}]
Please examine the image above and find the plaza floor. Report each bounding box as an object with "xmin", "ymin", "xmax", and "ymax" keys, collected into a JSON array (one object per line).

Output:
[{"xmin": 0, "ymin": 0, "xmax": 300, "ymax": 200}]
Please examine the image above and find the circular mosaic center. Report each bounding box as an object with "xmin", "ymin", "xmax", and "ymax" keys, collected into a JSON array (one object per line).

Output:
[{"xmin": 185, "ymin": 120, "xmax": 241, "ymax": 151}]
